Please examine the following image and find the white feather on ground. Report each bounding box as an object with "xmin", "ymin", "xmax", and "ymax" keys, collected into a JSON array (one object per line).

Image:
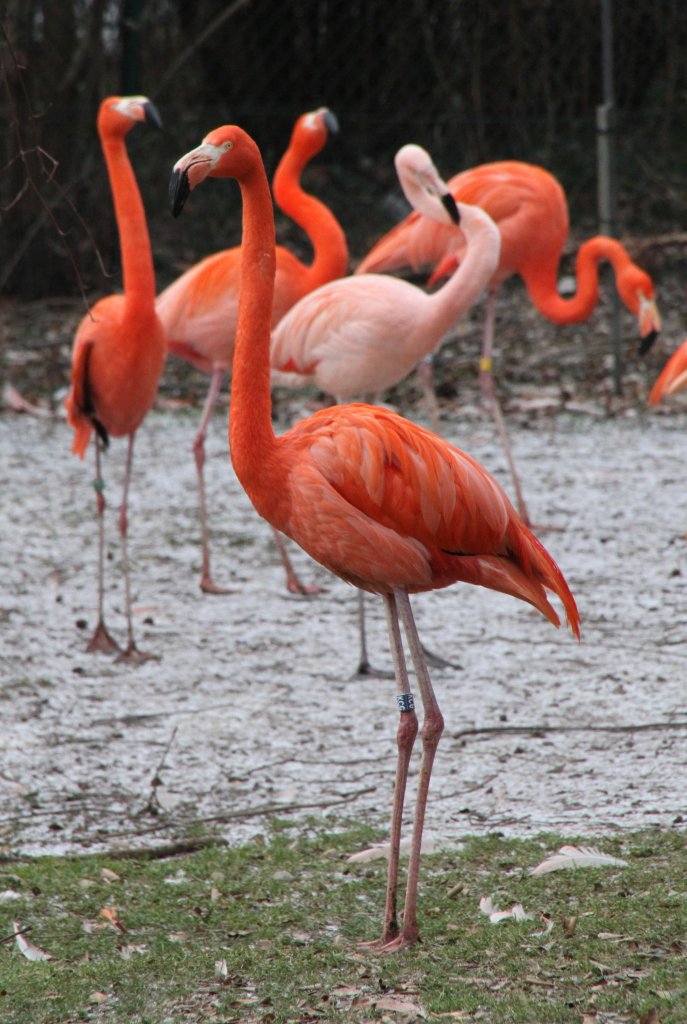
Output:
[{"xmin": 530, "ymin": 845, "xmax": 628, "ymax": 876}]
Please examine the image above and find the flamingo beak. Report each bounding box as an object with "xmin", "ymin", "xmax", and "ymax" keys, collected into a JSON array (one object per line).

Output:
[
  {"xmin": 142, "ymin": 100, "xmax": 163, "ymax": 131},
  {"xmin": 322, "ymin": 109, "xmax": 339, "ymax": 135},
  {"xmin": 169, "ymin": 143, "xmax": 221, "ymax": 218},
  {"xmin": 441, "ymin": 192, "xmax": 460, "ymax": 225},
  {"xmin": 638, "ymin": 295, "xmax": 661, "ymax": 355}
]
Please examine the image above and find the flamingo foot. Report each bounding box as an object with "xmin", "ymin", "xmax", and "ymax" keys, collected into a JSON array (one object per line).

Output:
[
  {"xmin": 353, "ymin": 657, "xmax": 394, "ymax": 680},
  {"xmin": 115, "ymin": 643, "xmax": 160, "ymax": 665},
  {"xmin": 286, "ymin": 576, "xmax": 320, "ymax": 596},
  {"xmin": 359, "ymin": 926, "xmax": 419, "ymax": 954},
  {"xmin": 421, "ymin": 642, "xmax": 461, "ymax": 671},
  {"xmin": 200, "ymin": 574, "xmax": 236, "ymax": 595},
  {"xmin": 86, "ymin": 621, "xmax": 121, "ymax": 655}
]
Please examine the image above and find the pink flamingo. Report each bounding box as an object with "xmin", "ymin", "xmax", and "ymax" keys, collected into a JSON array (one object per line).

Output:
[
  {"xmin": 358, "ymin": 159, "xmax": 662, "ymax": 523},
  {"xmin": 156, "ymin": 108, "xmax": 348, "ymax": 593},
  {"xmin": 169, "ymin": 124, "xmax": 580, "ymax": 951}
]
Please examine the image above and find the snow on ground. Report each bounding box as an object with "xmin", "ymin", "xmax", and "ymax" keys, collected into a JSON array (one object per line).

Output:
[{"xmin": 1, "ymin": 405, "xmax": 686, "ymax": 857}]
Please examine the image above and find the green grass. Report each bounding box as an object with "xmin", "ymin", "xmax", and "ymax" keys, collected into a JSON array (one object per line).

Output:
[{"xmin": 0, "ymin": 822, "xmax": 685, "ymax": 1023}]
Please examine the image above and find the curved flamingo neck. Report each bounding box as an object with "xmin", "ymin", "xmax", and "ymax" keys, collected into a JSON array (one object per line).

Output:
[
  {"xmin": 229, "ymin": 160, "xmax": 280, "ymax": 492},
  {"xmin": 272, "ymin": 144, "xmax": 348, "ymax": 287},
  {"xmin": 523, "ymin": 236, "xmax": 632, "ymax": 324},
  {"xmin": 101, "ymin": 133, "xmax": 156, "ymax": 308},
  {"xmin": 420, "ymin": 207, "xmax": 501, "ymax": 347}
]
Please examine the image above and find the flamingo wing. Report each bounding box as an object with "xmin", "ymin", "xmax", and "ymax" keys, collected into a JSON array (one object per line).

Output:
[{"xmin": 279, "ymin": 404, "xmax": 580, "ymax": 635}]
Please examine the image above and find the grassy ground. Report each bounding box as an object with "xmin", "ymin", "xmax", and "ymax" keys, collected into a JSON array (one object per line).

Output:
[{"xmin": 0, "ymin": 821, "xmax": 684, "ymax": 1023}]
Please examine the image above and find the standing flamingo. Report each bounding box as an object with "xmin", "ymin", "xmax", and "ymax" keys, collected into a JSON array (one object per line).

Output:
[
  {"xmin": 156, "ymin": 107, "xmax": 348, "ymax": 594},
  {"xmin": 648, "ymin": 339, "xmax": 687, "ymax": 404},
  {"xmin": 65, "ymin": 95, "xmax": 166, "ymax": 661},
  {"xmin": 169, "ymin": 125, "xmax": 581, "ymax": 951},
  {"xmin": 358, "ymin": 159, "xmax": 662, "ymax": 522},
  {"xmin": 270, "ymin": 143, "xmax": 501, "ymax": 674}
]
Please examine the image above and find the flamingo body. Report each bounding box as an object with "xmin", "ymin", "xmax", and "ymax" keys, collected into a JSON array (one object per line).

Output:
[
  {"xmin": 68, "ymin": 294, "xmax": 166, "ymax": 452},
  {"xmin": 252, "ymin": 401, "xmax": 578, "ymax": 628}
]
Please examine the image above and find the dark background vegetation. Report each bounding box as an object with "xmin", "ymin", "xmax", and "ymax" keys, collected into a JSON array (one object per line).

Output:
[{"xmin": 1, "ymin": 0, "xmax": 687, "ymax": 303}]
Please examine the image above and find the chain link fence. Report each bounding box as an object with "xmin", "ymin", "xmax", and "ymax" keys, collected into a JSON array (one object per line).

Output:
[{"xmin": 1, "ymin": 0, "xmax": 687, "ymax": 298}]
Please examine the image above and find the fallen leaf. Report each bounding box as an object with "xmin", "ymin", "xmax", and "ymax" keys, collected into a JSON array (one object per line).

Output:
[
  {"xmin": 101, "ymin": 868, "xmax": 120, "ymax": 883},
  {"xmin": 13, "ymin": 921, "xmax": 51, "ymax": 961},
  {"xmin": 89, "ymin": 992, "xmax": 108, "ymax": 1004},
  {"xmin": 530, "ymin": 845, "xmax": 628, "ymax": 876},
  {"xmin": 215, "ymin": 958, "xmax": 228, "ymax": 978},
  {"xmin": 563, "ymin": 916, "xmax": 578, "ymax": 938},
  {"xmin": 99, "ymin": 906, "xmax": 125, "ymax": 933}
]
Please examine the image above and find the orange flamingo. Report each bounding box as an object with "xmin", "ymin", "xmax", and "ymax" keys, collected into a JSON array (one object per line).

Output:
[
  {"xmin": 270, "ymin": 143, "xmax": 501, "ymax": 674},
  {"xmin": 169, "ymin": 124, "xmax": 581, "ymax": 951},
  {"xmin": 358, "ymin": 159, "xmax": 662, "ymax": 522},
  {"xmin": 65, "ymin": 95, "xmax": 166, "ymax": 661},
  {"xmin": 156, "ymin": 107, "xmax": 348, "ymax": 594},
  {"xmin": 648, "ymin": 339, "xmax": 687, "ymax": 404}
]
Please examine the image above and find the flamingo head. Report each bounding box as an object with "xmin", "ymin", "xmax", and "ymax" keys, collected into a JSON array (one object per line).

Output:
[
  {"xmin": 169, "ymin": 125, "xmax": 259, "ymax": 217},
  {"xmin": 393, "ymin": 144, "xmax": 460, "ymax": 225},
  {"xmin": 291, "ymin": 107, "xmax": 340, "ymax": 161},
  {"xmin": 98, "ymin": 95, "xmax": 162, "ymax": 137},
  {"xmin": 616, "ymin": 265, "xmax": 661, "ymax": 354}
]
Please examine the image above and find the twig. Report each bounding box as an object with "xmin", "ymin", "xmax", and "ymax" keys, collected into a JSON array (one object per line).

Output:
[{"xmin": 0, "ymin": 924, "xmax": 31, "ymax": 946}]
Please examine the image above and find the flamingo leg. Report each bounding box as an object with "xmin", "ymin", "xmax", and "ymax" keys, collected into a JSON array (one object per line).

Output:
[
  {"xmin": 479, "ymin": 290, "xmax": 531, "ymax": 526},
  {"xmin": 193, "ymin": 367, "xmax": 234, "ymax": 595},
  {"xmin": 270, "ymin": 528, "xmax": 319, "ymax": 595},
  {"xmin": 416, "ymin": 354, "xmax": 441, "ymax": 433},
  {"xmin": 361, "ymin": 591, "xmax": 419, "ymax": 949},
  {"xmin": 117, "ymin": 434, "xmax": 156, "ymax": 663},
  {"xmin": 382, "ymin": 588, "xmax": 444, "ymax": 951},
  {"xmin": 85, "ymin": 438, "xmax": 121, "ymax": 655},
  {"xmin": 354, "ymin": 591, "xmax": 393, "ymax": 678}
]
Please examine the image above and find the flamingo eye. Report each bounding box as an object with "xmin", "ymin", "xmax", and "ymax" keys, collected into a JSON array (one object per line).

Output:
[{"xmin": 222, "ymin": 140, "xmax": 233, "ymax": 152}]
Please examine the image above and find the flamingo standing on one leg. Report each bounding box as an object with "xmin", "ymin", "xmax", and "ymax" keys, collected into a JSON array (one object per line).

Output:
[
  {"xmin": 270, "ymin": 143, "xmax": 501, "ymax": 675},
  {"xmin": 156, "ymin": 107, "xmax": 348, "ymax": 594},
  {"xmin": 169, "ymin": 124, "xmax": 581, "ymax": 952},
  {"xmin": 358, "ymin": 159, "xmax": 662, "ymax": 523},
  {"xmin": 65, "ymin": 95, "xmax": 167, "ymax": 661}
]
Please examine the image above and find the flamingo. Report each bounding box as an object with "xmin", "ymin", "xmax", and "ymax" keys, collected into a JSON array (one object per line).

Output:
[
  {"xmin": 65, "ymin": 95, "xmax": 167, "ymax": 661},
  {"xmin": 648, "ymin": 339, "xmax": 687, "ymax": 404},
  {"xmin": 168, "ymin": 124, "xmax": 581, "ymax": 952},
  {"xmin": 270, "ymin": 143, "xmax": 501, "ymax": 675},
  {"xmin": 156, "ymin": 107, "xmax": 348, "ymax": 594},
  {"xmin": 358, "ymin": 159, "xmax": 662, "ymax": 523}
]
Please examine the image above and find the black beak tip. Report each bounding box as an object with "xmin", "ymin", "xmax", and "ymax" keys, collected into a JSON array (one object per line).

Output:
[
  {"xmin": 323, "ymin": 109, "xmax": 340, "ymax": 135},
  {"xmin": 441, "ymin": 192, "xmax": 460, "ymax": 225},
  {"xmin": 169, "ymin": 168, "xmax": 190, "ymax": 218},
  {"xmin": 639, "ymin": 330, "xmax": 659, "ymax": 356},
  {"xmin": 143, "ymin": 101, "xmax": 163, "ymax": 131}
]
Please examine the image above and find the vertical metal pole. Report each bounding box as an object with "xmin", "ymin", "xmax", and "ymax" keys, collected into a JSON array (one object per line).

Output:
[
  {"xmin": 121, "ymin": 0, "xmax": 145, "ymax": 95},
  {"xmin": 597, "ymin": 0, "xmax": 622, "ymax": 396}
]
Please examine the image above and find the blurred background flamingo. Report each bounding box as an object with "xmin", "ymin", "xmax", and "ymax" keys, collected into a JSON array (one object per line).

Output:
[
  {"xmin": 358, "ymin": 159, "xmax": 662, "ymax": 524},
  {"xmin": 649, "ymin": 338, "xmax": 687, "ymax": 405},
  {"xmin": 270, "ymin": 143, "xmax": 501, "ymax": 673},
  {"xmin": 168, "ymin": 122, "xmax": 580, "ymax": 951},
  {"xmin": 157, "ymin": 107, "xmax": 348, "ymax": 593},
  {"xmin": 65, "ymin": 95, "xmax": 166, "ymax": 662}
]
